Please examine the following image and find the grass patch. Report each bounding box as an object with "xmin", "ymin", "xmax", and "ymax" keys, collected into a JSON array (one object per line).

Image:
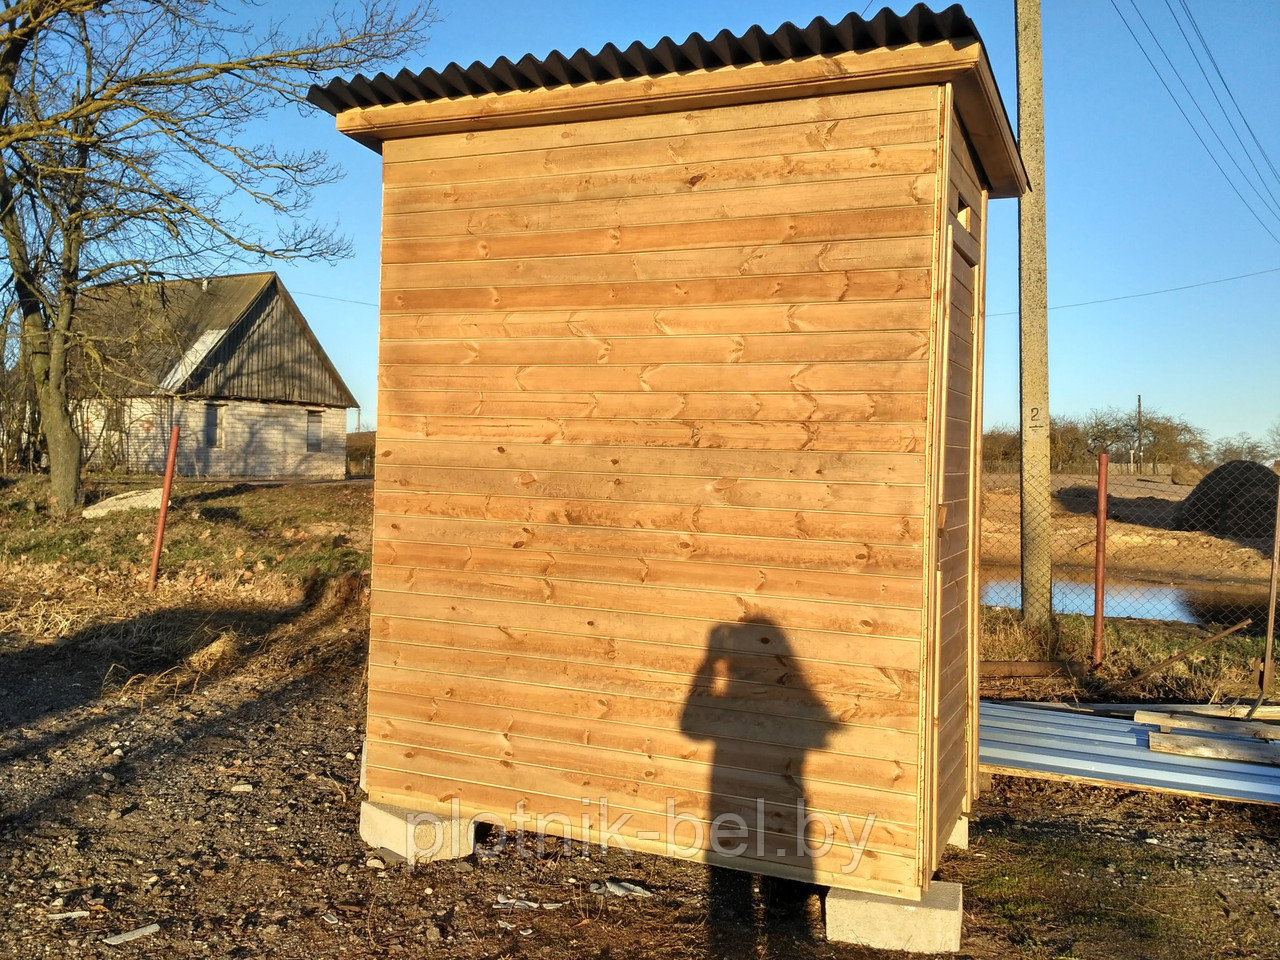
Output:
[
  {"xmin": 981, "ymin": 607, "xmax": 1262, "ymax": 702},
  {"xmin": 948, "ymin": 831, "xmax": 1275, "ymax": 959},
  {"xmin": 0, "ymin": 474, "xmax": 371, "ymax": 582}
]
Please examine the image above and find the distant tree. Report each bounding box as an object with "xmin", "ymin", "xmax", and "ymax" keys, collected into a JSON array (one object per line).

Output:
[
  {"xmin": 1142, "ymin": 413, "xmax": 1208, "ymax": 466},
  {"xmin": 1049, "ymin": 416, "xmax": 1091, "ymax": 471},
  {"xmin": 0, "ymin": 1, "xmax": 437, "ymax": 511},
  {"xmin": 1211, "ymin": 432, "xmax": 1270, "ymax": 465},
  {"xmin": 1083, "ymin": 407, "xmax": 1130, "ymax": 458},
  {"xmin": 982, "ymin": 424, "xmax": 1021, "ymax": 471},
  {"xmin": 1265, "ymin": 419, "xmax": 1280, "ymax": 462}
]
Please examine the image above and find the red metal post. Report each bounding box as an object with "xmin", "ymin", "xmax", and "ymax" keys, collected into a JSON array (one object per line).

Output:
[
  {"xmin": 148, "ymin": 424, "xmax": 180, "ymax": 594},
  {"xmin": 1262, "ymin": 461, "xmax": 1280, "ymax": 692},
  {"xmin": 1092, "ymin": 452, "xmax": 1109, "ymax": 668}
]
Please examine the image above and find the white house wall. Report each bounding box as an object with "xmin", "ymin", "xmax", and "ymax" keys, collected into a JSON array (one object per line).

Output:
[{"xmin": 79, "ymin": 398, "xmax": 346, "ymax": 479}]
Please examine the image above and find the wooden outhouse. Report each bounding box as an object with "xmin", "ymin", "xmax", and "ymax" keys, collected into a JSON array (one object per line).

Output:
[{"xmin": 311, "ymin": 5, "xmax": 1025, "ymax": 906}]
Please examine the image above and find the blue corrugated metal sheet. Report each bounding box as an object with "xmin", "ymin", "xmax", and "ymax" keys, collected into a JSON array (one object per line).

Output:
[{"xmin": 979, "ymin": 700, "xmax": 1280, "ymax": 805}]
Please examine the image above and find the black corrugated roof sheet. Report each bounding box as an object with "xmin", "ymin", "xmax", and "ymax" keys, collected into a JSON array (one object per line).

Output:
[{"xmin": 307, "ymin": 4, "xmax": 980, "ymax": 115}]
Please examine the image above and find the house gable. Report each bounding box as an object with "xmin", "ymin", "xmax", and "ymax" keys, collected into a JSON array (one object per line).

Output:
[
  {"xmin": 75, "ymin": 272, "xmax": 356, "ymax": 409},
  {"xmin": 178, "ymin": 276, "xmax": 357, "ymax": 408}
]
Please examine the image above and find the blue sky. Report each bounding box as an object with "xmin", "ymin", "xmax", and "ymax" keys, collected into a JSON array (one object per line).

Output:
[{"xmin": 273, "ymin": 1, "xmax": 1280, "ymax": 442}]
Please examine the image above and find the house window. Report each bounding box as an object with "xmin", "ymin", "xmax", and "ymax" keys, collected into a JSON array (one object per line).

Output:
[
  {"xmin": 306, "ymin": 410, "xmax": 323, "ymax": 453},
  {"xmin": 205, "ymin": 404, "xmax": 223, "ymax": 448}
]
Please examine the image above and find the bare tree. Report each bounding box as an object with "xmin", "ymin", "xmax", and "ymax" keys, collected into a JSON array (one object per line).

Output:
[
  {"xmin": 1211, "ymin": 432, "xmax": 1269, "ymax": 465},
  {"xmin": 0, "ymin": 0, "xmax": 436, "ymax": 511}
]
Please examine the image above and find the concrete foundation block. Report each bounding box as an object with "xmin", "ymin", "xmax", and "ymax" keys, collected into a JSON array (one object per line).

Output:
[
  {"xmin": 947, "ymin": 815, "xmax": 969, "ymax": 850},
  {"xmin": 359, "ymin": 801, "xmax": 475, "ymax": 864},
  {"xmin": 826, "ymin": 881, "xmax": 963, "ymax": 953}
]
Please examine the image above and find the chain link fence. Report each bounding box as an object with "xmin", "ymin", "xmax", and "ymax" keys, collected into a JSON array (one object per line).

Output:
[{"xmin": 981, "ymin": 458, "xmax": 1279, "ymax": 633}]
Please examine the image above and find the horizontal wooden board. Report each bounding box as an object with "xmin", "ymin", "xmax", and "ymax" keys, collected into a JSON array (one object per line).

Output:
[
  {"xmin": 383, "ymin": 86, "xmax": 940, "ymax": 164},
  {"xmin": 372, "ymin": 564, "xmax": 923, "ymax": 639},
  {"xmin": 371, "ymin": 631, "xmax": 916, "ymax": 709},
  {"xmin": 362, "ymin": 763, "xmax": 921, "ymax": 896},
  {"xmin": 376, "ymin": 438, "xmax": 926, "ymax": 484},
  {"xmin": 366, "ymin": 639, "xmax": 919, "ymax": 729},
  {"xmin": 1133, "ymin": 710, "xmax": 1280, "ymax": 742},
  {"xmin": 362, "ymin": 738, "xmax": 918, "ymax": 842},
  {"xmin": 367, "ymin": 660, "xmax": 922, "ymax": 754},
  {"xmin": 385, "ymin": 140, "xmax": 939, "ymax": 212},
  {"xmin": 1147, "ymin": 732, "xmax": 1280, "ymax": 765},
  {"xmin": 367, "ymin": 719, "xmax": 916, "ymax": 860},
  {"xmin": 378, "ymin": 389, "xmax": 929, "ymax": 424},
  {"xmin": 374, "ymin": 464, "xmax": 925, "ymax": 515},
  {"xmin": 378, "ymin": 416, "xmax": 928, "ymax": 454},
  {"xmin": 382, "ymin": 268, "xmax": 933, "ymax": 313},
  {"xmin": 366, "ymin": 689, "xmax": 918, "ymax": 793},
  {"xmin": 381, "ymin": 176, "xmax": 935, "ymax": 241},
  {"xmin": 374, "ymin": 489, "xmax": 926, "ymax": 545},
  {"xmin": 371, "ymin": 614, "xmax": 918, "ymax": 697},
  {"xmin": 382, "ymin": 207, "xmax": 936, "ymax": 266},
  {"xmin": 372, "ymin": 540, "xmax": 923, "ymax": 609},
  {"xmin": 378, "ymin": 361, "xmax": 930, "ymax": 396},
  {"xmin": 363, "ymin": 729, "xmax": 913, "ymax": 861},
  {"xmin": 373, "ymin": 514, "xmax": 923, "ymax": 578},
  {"xmin": 380, "ymin": 301, "xmax": 930, "ymax": 338},
  {"xmin": 384, "ymin": 236, "xmax": 934, "ymax": 290},
  {"xmin": 381, "ymin": 328, "xmax": 931, "ymax": 365}
]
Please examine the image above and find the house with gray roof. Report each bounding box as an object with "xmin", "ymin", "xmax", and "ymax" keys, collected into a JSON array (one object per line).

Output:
[{"xmin": 74, "ymin": 272, "xmax": 356, "ymax": 479}]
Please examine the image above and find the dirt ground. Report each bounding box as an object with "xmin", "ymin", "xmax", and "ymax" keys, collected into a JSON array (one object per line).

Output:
[
  {"xmin": 2, "ymin": 478, "xmax": 1280, "ymax": 958},
  {"xmin": 981, "ymin": 472, "xmax": 1275, "ymax": 588}
]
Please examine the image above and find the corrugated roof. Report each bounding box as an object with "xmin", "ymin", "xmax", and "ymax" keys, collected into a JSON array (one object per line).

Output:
[
  {"xmin": 307, "ymin": 4, "xmax": 980, "ymax": 116},
  {"xmin": 74, "ymin": 273, "xmax": 274, "ymax": 395}
]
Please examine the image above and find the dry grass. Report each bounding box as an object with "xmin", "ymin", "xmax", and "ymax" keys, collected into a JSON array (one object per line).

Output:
[
  {"xmin": 980, "ymin": 607, "xmax": 1262, "ymax": 702},
  {"xmin": 0, "ymin": 546, "xmax": 367, "ymax": 705}
]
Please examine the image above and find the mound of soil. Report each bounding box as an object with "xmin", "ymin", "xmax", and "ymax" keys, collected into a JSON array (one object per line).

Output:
[{"xmin": 1175, "ymin": 460, "xmax": 1278, "ymax": 539}]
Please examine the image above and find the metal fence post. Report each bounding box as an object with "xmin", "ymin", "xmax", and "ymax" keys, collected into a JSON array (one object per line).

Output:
[
  {"xmin": 1262, "ymin": 461, "xmax": 1280, "ymax": 692},
  {"xmin": 147, "ymin": 424, "xmax": 179, "ymax": 594},
  {"xmin": 1093, "ymin": 452, "xmax": 1108, "ymax": 668}
]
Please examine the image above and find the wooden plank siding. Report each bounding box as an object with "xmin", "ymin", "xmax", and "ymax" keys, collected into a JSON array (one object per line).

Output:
[{"xmin": 368, "ymin": 86, "xmax": 943, "ymax": 900}]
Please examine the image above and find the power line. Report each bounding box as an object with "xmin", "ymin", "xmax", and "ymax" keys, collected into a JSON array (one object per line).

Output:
[
  {"xmin": 990, "ymin": 262, "xmax": 1280, "ymax": 317},
  {"xmin": 1163, "ymin": 0, "xmax": 1280, "ymax": 217},
  {"xmin": 1110, "ymin": 1, "xmax": 1280, "ymax": 246},
  {"xmin": 291, "ymin": 289, "xmax": 378, "ymax": 308},
  {"xmin": 1178, "ymin": 0, "xmax": 1280, "ymax": 191}
]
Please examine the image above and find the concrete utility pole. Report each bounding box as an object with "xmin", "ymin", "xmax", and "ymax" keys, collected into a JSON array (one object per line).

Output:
[{"xmin": 1015, "ymin": 0, "xmax": 1052, "ymax": 625}]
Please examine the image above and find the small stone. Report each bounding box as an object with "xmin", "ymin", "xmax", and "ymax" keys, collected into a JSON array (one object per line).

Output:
[
  {"xmin": 425, "ymin": 925, "xmax": 443, "ymax": 942},
  {"xmin": 230, "ymin": 784, "xmax": 253, "ymax": 794},
  {"xmin": 366, "ymin": 857, "xmax": 386, "ymax": 870},
  {"xmin": 344, "ymin": 752, "xmax": 356, "ymax": 761},
  {"xmin": 453, "ymin": 861, "xmax": 474, "ymax": 874}
]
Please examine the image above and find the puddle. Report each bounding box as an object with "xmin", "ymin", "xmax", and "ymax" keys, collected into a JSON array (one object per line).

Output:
[{"xmin": 981, "ymin": 572, "xmax": 1270, "ymax": 631}]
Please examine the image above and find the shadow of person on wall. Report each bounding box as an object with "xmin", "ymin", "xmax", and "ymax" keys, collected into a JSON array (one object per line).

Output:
[{"xmin": 679, "ymin": 617, "xmax": 839, "ymax": 955}]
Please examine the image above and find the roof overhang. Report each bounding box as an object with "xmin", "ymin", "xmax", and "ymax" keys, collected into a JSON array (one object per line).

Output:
[{"xmin": 317, "ymin": 34, "xmax": 1026, "ymax": 198}]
